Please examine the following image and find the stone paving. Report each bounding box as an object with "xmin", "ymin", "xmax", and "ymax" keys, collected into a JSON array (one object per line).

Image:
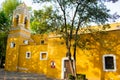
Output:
[{"xmin": 0, "ymin": 69, "xmax": 53, "ymax": 80}]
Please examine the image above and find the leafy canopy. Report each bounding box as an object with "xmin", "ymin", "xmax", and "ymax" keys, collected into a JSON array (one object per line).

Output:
[
  {"xmin": 0, "ymin": 11, "xmax": 9, "ymax": 32},
  {"xmin": 2, "ymin": 0, "xmax": 21, "ymax": 25},
  {"xmin": 31, "ymin": 6, "xmax": 62, "ymax": 34},
  {"xmin": 2, "ymin": 0, "xmax": 20, "ymax": 17}
]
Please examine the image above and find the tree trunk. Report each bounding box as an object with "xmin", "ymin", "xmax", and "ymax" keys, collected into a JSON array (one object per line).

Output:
[
  {"xmin": 73, "ymin": 48, "xmax": 77, "ymax": 77},
  {"xmin": 73, "ymin": 19, "xmax": 81, "ymax": 79},
  {"xmin": 66, "ymin": 40, "xmax": 75, "ymax": 78}
]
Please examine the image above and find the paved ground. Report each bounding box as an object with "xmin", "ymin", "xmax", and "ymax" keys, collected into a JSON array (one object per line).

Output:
[{"xmin": 0, "ymin": 69, "xmax": 53, "ymax": 80}]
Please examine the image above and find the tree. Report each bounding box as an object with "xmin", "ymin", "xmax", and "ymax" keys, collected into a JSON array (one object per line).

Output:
[
  {"xmin": 2, "ymin": 0, "xmax": 21, "ymax": 25},
  {"xmin": 0, "ymin": 10, "xmax": 9, "ymax": 68},
  {"xmin": 33, "ymin": 0, "xmax": 117, "ymax": 79},
  {"xmin": 0, "ymin": 11, "xmax": 9, "ymax": 32},
  {"xmin": 0, "ymin": 32, "xmax": 7, "ymax": 68},
  {"xmin": 31, "ymin": 6, "xmax": 62, "ymax": 34}
]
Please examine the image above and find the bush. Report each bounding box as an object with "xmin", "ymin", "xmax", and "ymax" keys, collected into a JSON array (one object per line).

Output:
[
  {"xmin": 76, "ymin": 74, "xmax": 86, "ymax": 80},
  {"xmin": 68, "ymin": 74, "xmax": 75, "ymax": 80}
]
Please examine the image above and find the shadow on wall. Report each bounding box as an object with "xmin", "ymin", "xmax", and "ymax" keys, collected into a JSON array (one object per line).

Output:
[
  {"xmin": 77, "ymin": 30, "xmax": 120, "ymax": 80},
  {"xmin": 47, "ymin": 58, "xmax": 61, "ymax": 79}
]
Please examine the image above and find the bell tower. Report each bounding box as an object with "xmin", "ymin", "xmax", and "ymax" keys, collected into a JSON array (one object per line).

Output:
[
  {"xmin": 12, "ymin": 3, "xmax": 30, "ymax": 30},
  {"xmin": 5, "ymin": 3, "xmax": 31, "ymax": 71},
  {"xmin": 9, "ymin": 3, "xmax": 31, "ymax": 38}
]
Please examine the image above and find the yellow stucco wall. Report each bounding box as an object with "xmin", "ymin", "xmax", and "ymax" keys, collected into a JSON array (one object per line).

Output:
[
  {"xmin": 18, "ymin": 45, "xmax": 48, "ymax": 74},
  {"xmin": 76, "ymin": 30, "xmax": 120, "ymax": 80},
  {"xmin": 16, "ymin": 37, "xmax": 67, "ymax": 79},
  {"xmin": 5, "ymin": 37, "xmax": 19, "ymax": 71},
  {"xmin": 5, "ymin": 29, "xmax": 120, "ymax": 80}
]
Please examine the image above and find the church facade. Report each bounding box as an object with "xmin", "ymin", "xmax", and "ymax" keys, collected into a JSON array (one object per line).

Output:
[{"xmin": 5, "ymin": 3, "xmax": 120, "ymax": 80}]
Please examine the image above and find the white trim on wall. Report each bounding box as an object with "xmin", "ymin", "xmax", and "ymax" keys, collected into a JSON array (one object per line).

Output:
[
  {"xmin": 40, "ymin": 52, "xmax": 48, "ymax": 60},
  {"xmin": 61, "ymin": 57, "xmax": 68, "ymax": 79},
  {"xmin": 10, "ymin": 42, "xmax": 15, "ymax": 48},
  {"xmin": 26, "ymin": 51, "xmax": 31, "ymax": 59},
  {"xmin": 24, "ymin": 40, "xmax": 28, "ymax": 44},
  {"xmin": 103, "ymin": 54, "xmax": 116, "ymax": 72},
  {"xmin": 61, "ymin": 57, "xmax": 73, "ymax": 79}
]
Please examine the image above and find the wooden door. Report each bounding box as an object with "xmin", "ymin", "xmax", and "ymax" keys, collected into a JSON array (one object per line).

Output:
[{"xmin": 64, "ymin": 60, "xmax": 73, "ymax": 79}]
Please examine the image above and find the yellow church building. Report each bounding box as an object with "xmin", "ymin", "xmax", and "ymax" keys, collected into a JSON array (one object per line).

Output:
[{"xmin": 5, "ymin": 3, "xmax": 120, "ymax": 80}]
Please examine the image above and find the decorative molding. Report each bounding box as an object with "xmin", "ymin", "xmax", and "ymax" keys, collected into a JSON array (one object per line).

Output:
[
  {"xmin": 10, "ymin": 25, "xmax": 30, "ymax": 33},
  {"xmin": 8, "ymin": 32, "xmax": 30, "ymax": 38}
]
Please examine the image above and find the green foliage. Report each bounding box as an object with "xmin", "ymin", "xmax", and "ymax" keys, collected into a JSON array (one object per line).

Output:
[
  {"xmin": 0, "ymin": 32, "xmax": 7, "ymax": 68},
  {"xmin": 2, "ymin": 0, "xmax": 20, "ymax": 17},
  {"xmin": 76, "ymin": 74, "xmax": 86, "ymax": 80},
  {"xmin": 0, "ymin": 11, "xmax": 9, "ymax": 32},
  {"xmin": 0, "ymin": 32, "xmax": 7, "ymax": 59},
  {"xmin": 31, "ymin": 6, "xmax": 62, "ymax": 34},
  {"xmin": 2, "ymin": 0, "xmax": 21, "ymax": 25},
  {"xmin": 33, "ymin": 0, "xmax": 118, "ymax": 3},
  {"xmin": 68, "ymin": 74, "xmax": 75, "ymax": 80}
]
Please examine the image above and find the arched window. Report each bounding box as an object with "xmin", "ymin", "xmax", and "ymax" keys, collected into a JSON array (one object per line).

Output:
[
  {"xmin": 26, "ymin": 52, "xmax": 31, "ymax": 59},
  {"xmin": 24, "ymin": 17, "xmax": 27, "ymax": 28},
  {"xmin": 16, "ymin": 15, "xmax": 19, "ymax": 25}
]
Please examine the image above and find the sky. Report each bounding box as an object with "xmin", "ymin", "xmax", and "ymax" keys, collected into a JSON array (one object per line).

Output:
[
  {"xmin": 0, "ymin": 0, "xmax": 120, "ymax": 13},
  {"xmin": 0, "ymin": 0, "xmax": 120, "ymax": 22},
  {"xmin": 23, "ymin": 0, "xmax": 120, "ymax": 14}
]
